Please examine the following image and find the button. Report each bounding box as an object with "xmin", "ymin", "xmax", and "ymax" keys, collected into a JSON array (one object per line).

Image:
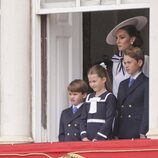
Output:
[
  {"xmin": 74, "ymin": 133, "xmax": 77, "ymax": 136},
  {"xmin": 129, "ymin": 105, "xmax": 132, "ymax": 108},
  {"xmin": 128, "ymin": 115, "xmax": 131, "ymax": 118},
  {"xmin": 121, "ymin": 105, "xmax": 124, "ymax": 108},
  {"xmin": 68, "ymin": 124, "xmax": 71, "ymax": 127},
  {"xmin": 120, "ymin": 115, "xmax": 123, "ymax": 118},
  {"xmin": 67, "ymin": 133, "xmax": 70, "ymax": 136},
  {"xmin": 74, "ymin": 124, "xmax": 77, "ymax": 127}
]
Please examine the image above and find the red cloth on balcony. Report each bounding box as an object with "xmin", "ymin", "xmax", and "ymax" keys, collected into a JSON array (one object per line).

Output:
[{"xmin": 0, "ymin": 139, "xmax": 158, "ymax": 158}]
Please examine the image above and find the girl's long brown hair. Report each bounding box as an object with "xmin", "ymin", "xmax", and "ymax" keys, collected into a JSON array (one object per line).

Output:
[{"xmin": 88, "ymin": 64, "xmax": 112, "ymax": 92}]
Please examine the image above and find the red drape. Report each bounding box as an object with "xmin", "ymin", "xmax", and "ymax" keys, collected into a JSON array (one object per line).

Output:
[{"xmin": 0, "ymin": 139, "xmax": 158, "ymax": 158}]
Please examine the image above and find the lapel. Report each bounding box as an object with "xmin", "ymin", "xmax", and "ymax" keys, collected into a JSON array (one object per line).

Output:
[
  {"xmin": 121, "ymin": 73, "xmax": 145, "ymax": 104},
  {"xmin": 66, "ymin": 105, "xmax": 83, "ymax": 123}
]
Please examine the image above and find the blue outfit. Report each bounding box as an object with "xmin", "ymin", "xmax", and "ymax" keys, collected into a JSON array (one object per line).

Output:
[
  {"xmin": 59, "ymin": 104, "xmax": 83, "ymax": 142},
  {"xmin": 113, "ymin": 72, "xmax": 149, "ymax": 139},
  {"xmin": 80, "ymin": 91, "xmax": 116, "ymax": 140}
]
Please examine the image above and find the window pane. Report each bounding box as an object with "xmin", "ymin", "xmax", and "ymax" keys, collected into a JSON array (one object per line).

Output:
[
  {"xmin": 41, "ymin": 0, "xmax": 76, "ymax": 8},
  {"xmin": 100, "ymin": 0, "xmax": 116, "ymax": 5},
  {"xmin": 121, "ymin": 0, "xmax": 149, "ymax": 4},
  {"xmin": 81, "ymin": 0, "xmax": 100, "ymax": 6}
]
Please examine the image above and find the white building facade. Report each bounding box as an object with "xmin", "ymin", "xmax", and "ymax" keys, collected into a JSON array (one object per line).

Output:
[{"xmin": 0, "ymin": 0, "xmax": 158, "ymax": 143}]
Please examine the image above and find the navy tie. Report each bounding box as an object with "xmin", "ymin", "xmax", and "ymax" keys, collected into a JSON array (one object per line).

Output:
[
  {"xmin": 128, "ymin": 77, "xmax": 135, "ymax": 87},
  {"xmin": 73, "ymin": 107, "xmax": 78, "ymax": 114}
]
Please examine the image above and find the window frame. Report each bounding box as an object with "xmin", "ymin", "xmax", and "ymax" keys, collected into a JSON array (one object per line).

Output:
[{"xmin": 32, "ymin": 0, "xmax": 158, "ymax": 142}]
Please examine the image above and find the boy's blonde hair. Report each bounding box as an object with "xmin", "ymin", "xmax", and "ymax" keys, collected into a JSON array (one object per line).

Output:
[
  {"xmin": 67, "ymin": 79, "xmax": 88, "ymax": 94},
  {"xmin": 124, "ymin": 47, "xmax": 144, "ymax": 68}
]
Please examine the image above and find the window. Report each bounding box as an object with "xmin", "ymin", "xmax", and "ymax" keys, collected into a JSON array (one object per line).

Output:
[
  {"xmin": 33, "ymin": 0, "xmax": 152, "ymax": 142},
  {"xmin": 38, "ymin": 0, "xmax": 149, "ymax": 14}
]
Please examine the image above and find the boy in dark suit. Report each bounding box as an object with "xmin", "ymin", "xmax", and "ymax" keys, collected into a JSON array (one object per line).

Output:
[
  {"xmin": 58, "ymin": 79, "xmax": 88, "ymax": 142},
  {"xmin": 113, "ymin": 47, "xmax": 149, "ymax": 139}
]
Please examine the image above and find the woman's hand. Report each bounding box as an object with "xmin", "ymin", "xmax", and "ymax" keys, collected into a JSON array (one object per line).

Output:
[
  {"xmin": 140, "ymin": 134, "xmax": 147, "ymax": 139},
  {"xmin": 82, "ymin": 137, "xmax": 90, "ymax": 141},
  {"xmin": 92, "ymin": 139, "xmax": 97, "ymax": 142}
]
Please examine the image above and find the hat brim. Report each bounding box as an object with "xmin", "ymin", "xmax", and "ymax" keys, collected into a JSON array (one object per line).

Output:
[{"xmin": 106, "ymin": 16, "xmax": 148, "ymax": 45}]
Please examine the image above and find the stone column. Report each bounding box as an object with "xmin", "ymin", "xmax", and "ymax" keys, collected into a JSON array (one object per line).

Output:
[{"xmin": 0, "ymin": 0, "xmax": 33, "ymax": 143}]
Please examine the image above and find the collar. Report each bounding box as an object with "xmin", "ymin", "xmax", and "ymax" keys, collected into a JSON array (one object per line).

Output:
[
  {"xmin": 72, "ymin": 102, "xmax": 83, "ymax": 109},
  {"xmin": 131, "ymin": 71, "xmax": 142, "ymax": 80}
]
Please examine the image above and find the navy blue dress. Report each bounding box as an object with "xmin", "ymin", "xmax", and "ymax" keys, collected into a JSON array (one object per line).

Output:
[{"xmin": 80, "ymin": 91, "xmax": 116, "ymax": 140}]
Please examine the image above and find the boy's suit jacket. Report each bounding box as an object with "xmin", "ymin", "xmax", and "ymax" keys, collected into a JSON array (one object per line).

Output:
[
  {"xmin": 114, "ymin": 72, "xmax": 149, "ymax": 139},
  {"xmin": 59, "ymin": 104, "xmax": 83, "ymax": 141}
]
